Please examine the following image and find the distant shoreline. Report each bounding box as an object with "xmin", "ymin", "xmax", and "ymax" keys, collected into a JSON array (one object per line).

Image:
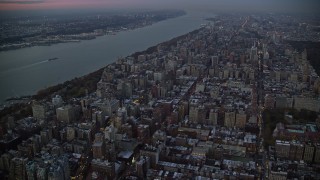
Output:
[{"xmin": 0, "ymin": 11, "xmax": 186, "ymax": 52}]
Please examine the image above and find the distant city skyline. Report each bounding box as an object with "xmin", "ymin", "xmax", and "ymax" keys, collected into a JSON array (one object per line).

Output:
[{"xmin": 1, "ymin": 0, "xmax": 320, "ymax": 14}]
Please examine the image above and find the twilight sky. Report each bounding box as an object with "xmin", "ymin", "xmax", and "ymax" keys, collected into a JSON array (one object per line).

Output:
[{"xmin": 0, "ymin": 0, "xmax": 319, "ymax": 14}]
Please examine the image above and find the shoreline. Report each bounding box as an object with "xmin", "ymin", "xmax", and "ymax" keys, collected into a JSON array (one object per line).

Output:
[
  {"xmin": 0, "ymin": 11, "xmax": 186, "ymax": 52},
  {"xmin": 0, "ymin": 27, "xmax": 203, "ymax": 117},
  {"xmin": 34, "ymin": 27, "xmax": 204, "ymax": 101}
]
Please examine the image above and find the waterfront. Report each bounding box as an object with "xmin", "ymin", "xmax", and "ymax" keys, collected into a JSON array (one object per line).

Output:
[{"xmin": 0, "ymin": 11, "xmax": 211, "ymax": 102}]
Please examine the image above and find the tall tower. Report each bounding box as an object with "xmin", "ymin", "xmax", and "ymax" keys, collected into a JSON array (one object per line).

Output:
[
  {"xmin": 250, "ymin": 42, "xmax": 258, "ymax": 61},
  {"xmin": 262, "ymin": 44, "xmax": 269, "ymax": 60}
]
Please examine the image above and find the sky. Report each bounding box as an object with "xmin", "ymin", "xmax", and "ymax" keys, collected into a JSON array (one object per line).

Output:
[{"xmin": 0, "ymin": 0, "xmax": 320, "ymax": 14}]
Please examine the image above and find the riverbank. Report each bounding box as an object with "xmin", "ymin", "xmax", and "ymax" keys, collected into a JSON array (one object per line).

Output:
[
  {"xmin": 34, "ymin": 27, "xmax": 203, "ymax": 101},
  {"xmin": 0, "ymin": 27, "xmax": 204, "ymax": 120}
]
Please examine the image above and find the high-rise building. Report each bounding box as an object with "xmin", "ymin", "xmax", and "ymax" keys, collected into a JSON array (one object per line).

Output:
[
  {"xmin": 214, "ymin": 145, "xmax": 224, "ymax": 160},
  {"xmin": 210, "ymin": 87, "xmax": 219, "ymax": 99},
  {"xmin": 121, "ymin": 123, "xmax": 133, "ymax": 138},
  {"xmin": 32, "ymin": 101, "xmax": 47, "ymax": 120},
  {"xmin": 152, "ymin": 130, "xmax": 166, "ymax": 145},
  {"xmin": 57, "ymin": 155, "xmax": 70, "ymax": 180},
  {"xmin": 140, "ymin": 144, "xmax": 161, "ymax": 168},
  {"xmin": 113, "ymin": 116, "xmax": 123, "ymax": 131},
  {"xmin": 26, "ymin": 161, "xmax": 36, "ymax": 180},
  {"xmin": 136, "ymin": 156, "xmax": 150, "ymax": 178},
  {"xmin": 138, "ymin": 76, "xmax": 147, "ymax": 90},
  {"xmin": 0, "ymin": 153, "xmax": 12, "ymax": 172},
  {"xmin": 165, "ymin": 59, "xmax": 177, "ymax": 71},
  {"xmin": 223, "ymin": 69, "xmax": 229, "ymax": 79},
  {"xmin": 208, "ymin": 109, "xmax": 218, "ymax": 125},
  {"xmin": 105, "ymin": 141, "xmax": 116, "ymax": 161},
  {"xmin": 178, "ymin": 101, "xmax": 188, "ymax": 122},
  {"xmin": 197, "ymin": 106, "xmax": 206, "ymax": 124},
  {"xmin": 91, "ymin": 159, "xmax": 115, "ymax": 179},
  {"xmin": 29, "ymin": 135, "xmax": 41, "ymax": 154},
  {"xmin": 137, "ymin": 124, "xmax": 150, "ymax": 143},
  {"xmin": 138, "ymin": 54, "xmax": 146, "ymax": 62},
  {"xmin": 66, "ymin": 126, "xmax": 75, "ymax": 142},
  {"xmin": 9, "ymin": 157, "xmax": 28, "ymax": 180},
  {"xmin": 250, "ymin": 44, "xmax": 258, "ymax": 61},
  {"xmin": 94, "ymin": 132, "xmax": 104, "ymax": 142},
  {"xmin": 37, "ymin": 163, "xmax": 48, "ymax": 180},
  {"xmin": 154, "ymin": 72, "xmax": 164, "ymax": 82},
  {"xmin": 189, "ymin": 106, "xmax": 199, "ymax": 124},
  {"xmin": 17, "ymin": 141, "xmax": 33, "ymax": 158},
  {"xmin": 92, "ymin": 141, "xmax": 105, "ymax": 159},
  {"xmin": 176, "ymin": 134, "xmax": 188, "ymax": 146},
  {"xmin": 52, "ymin": 95, "xmax": 63, "ymax": 107},
  {"xmin": 40, "ymin": 128, "xmax": 52, "ymax": 145},
  {"xmin": 56, "ymin": 105, "xmax": 76, "ymax": 123},
  {"xmin": 92, "ymin": 110, "xmax": 106, "ymax": 127},
  {"xmin": 275, "ymin": 140, "xmax": 290, "ymax": 159},
  {"xmin": 235, "ymin": 111, "xmax": 247, "ymax": 128},
  {"xmin": 264, "ymin": 94, "xmax": 275, "ymax": 109},
  {"xmin": 101, "ymin": 68, "xmax": 114, "ymax": 82},
  {"xmin": 289, "ymin": 141, "xmax": 304, "ymax": 161},
  {"xmin": 263, "ymin": 51, "xmax": 269, "ymax": 60},
  {"xmin": 77, "ymin": 123, "xmax": 93, "ymax": 143},
  {"xmin": 104, "ymin": 125, "xmax": 116, "ymax": 142},
  {"xmin": 121, "ymin": 81, "xmax": 133, "ymax": 98},
  {"xmin": 303, "ymin": 143, "xmax": 315, "ymax": 162},
  {"xmin": 92, "ymin": 133, "xmax": 105, "ymax": 159},
  {"xmin": 211, "ymin": 56, "xmax": 219, "ymax": 67},
  {"xmin": 96, "ymin": 81, "xmax": 116, "ymax": 98},
  {"xmin": 224, "ymin": 111, "xmax": 236, "ymax": 128},
  {"xmin": 72, "ymin": 140, "xmax": 88, "ymax": 154},
  {"xmin": 157, "ymin": 84, "xmax": 168, "ymax": 98},
  {"xmin": 99, "ymin": 99, "xmax": 120, "ymax": 116},
  {"xmin": 314, "ymin": 143, "xmax": 320, "ymax": 163},
  {"xmin": 117, "ymin": 107, "xmax": 127, "ymax": 121},
  {"xmin": 48, "ymin": 163, "xmax": 64, "ymax": 180}
]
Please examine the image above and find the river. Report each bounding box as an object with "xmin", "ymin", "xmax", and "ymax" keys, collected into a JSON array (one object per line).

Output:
[{"xmin": 0, "ymin": 11, "xmax": 213, "ymax": 102}]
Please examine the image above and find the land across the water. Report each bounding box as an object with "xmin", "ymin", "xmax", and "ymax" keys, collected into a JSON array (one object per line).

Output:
[{"xmin": 0, "ymin": 10, "xmax": 185, "ymax": 51}]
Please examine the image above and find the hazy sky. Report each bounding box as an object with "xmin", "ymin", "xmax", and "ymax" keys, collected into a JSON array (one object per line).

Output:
[{"xmin": 0, "ymin": 0, "xmax": 319, "ymax": 14}]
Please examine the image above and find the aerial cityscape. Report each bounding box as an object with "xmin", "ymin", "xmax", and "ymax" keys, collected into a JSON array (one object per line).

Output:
[{"xmin": 0, "ymin": 0, "xmax": 320, "ymax": 180}]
